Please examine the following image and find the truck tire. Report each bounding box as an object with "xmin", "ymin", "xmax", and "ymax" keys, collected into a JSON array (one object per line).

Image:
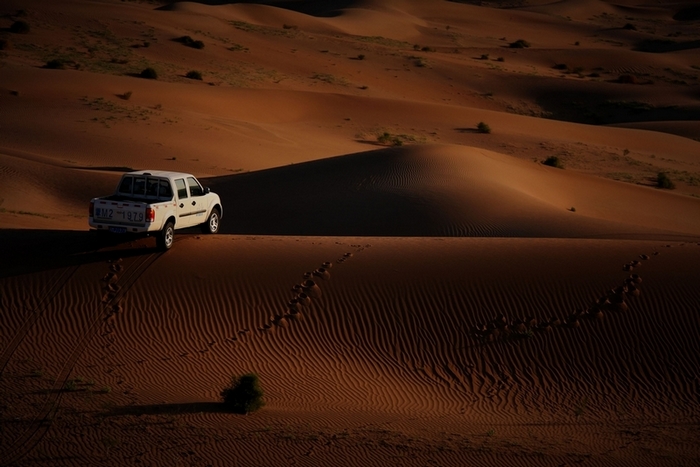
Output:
[
  {"xmin": 201, "ymin": 208, "xmax": 220, "ymax": 234},
  {"xmin": 157, "ymin": 221, "xmax": 175, "ymax": 250}
]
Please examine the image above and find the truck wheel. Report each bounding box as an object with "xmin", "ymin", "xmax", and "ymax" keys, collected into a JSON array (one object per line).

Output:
[
  {"xmin": 157, "ymin": 221, "xmax": 175, "ymax": 250},
  {"xmin": 201, "ymin": 208, "xmax": 220, "ymax": 234}
]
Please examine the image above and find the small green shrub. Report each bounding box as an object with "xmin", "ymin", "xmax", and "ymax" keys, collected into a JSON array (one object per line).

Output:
[
  {"xmin": 543, "ymin": 156, "xmax": 564, "ymax": 168},
  {"xmin": 175, "ymin": 36, "xmax": 204, "ymax": 49},
  {"xmin": 45, "ymin": 59, "xmax": 66, "ymax": 69},
  {"xmin": 509, "ymin": 39, "xmax": 530, "ymax": 48},
  {"xmin": 186, "ymin": 70, "xmax": 203, "ymax": 80},
  {"xmin": 477, "ymin": 121, "xmax": 491, "ymax": 134},
  {"xmin": 140, "ymin": 67, "xmax": 158, "ymax": 79},
  {"xmin": 377, "ymin": 132, "xmax": 403, "ymax": 146},
  {"xmin": 10, "ymin": 20, "xmax": 30, "ymax": 34},
  {"xmin": 221, "ymin": 373, "xmax": 265, "ymax": 414},
  {"xmin": 656, "ymin": 172, "xmax": 675, "ymax": 189}
]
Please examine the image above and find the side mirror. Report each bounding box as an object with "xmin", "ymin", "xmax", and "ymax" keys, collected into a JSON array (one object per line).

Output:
[{"xmin": 204, "ymin": 187, "xmax": 211, "ymax": 194}]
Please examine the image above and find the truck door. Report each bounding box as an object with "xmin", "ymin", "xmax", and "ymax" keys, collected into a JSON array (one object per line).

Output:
[
  {"xmin": 174, "ymin": 178, "xmax": 196, "ymax": 228},
  {"xmin": 186, "ymin": 176, "xmax": 208, "ymax": 224}
]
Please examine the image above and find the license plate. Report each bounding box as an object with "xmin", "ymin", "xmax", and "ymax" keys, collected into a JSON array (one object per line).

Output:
[{"xmin": 109, "ymin": 226, "xmax": 127, "ymax": 234}]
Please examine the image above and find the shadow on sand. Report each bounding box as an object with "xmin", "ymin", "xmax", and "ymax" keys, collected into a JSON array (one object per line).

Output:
[
  {"xmin": 0, "ymin": 229, "xmax": 157, "ymax": 278},
  {"xmin": 106, "ymin": 402, "xmax": 237, "ymax": 417}
]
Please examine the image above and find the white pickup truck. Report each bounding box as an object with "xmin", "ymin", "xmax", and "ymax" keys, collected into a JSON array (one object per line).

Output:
[{"xmin": 89, "ymin": 170, "xmax": 222, "ymax": 250}]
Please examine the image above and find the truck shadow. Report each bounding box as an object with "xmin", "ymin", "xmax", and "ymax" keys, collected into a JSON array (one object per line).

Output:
[{"xmin": 0, "ymin": 229, "xmax": 159, "ymax": 278}]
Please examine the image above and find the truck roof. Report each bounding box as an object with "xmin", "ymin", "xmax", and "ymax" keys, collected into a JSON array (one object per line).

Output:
[{"xmin": 126, "ymin": 170, "xmax": 196, "ymax": 180}]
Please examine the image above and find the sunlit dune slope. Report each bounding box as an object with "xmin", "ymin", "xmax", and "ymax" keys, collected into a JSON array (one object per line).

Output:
[{"xmin": 210, "ymin": 144, "xmax": 700, "ymax": 238}]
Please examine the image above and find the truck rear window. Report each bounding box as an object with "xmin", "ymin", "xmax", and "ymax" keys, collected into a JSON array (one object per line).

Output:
[
  {"xmin": 118, "ymin": 176, "xmax": 133, "ymax": 194},
  {"xmin": 118, "ymin": 175, "xmax": 173, "ymax": 200}
]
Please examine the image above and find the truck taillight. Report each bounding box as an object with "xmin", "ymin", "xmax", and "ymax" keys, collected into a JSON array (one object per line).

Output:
[
  {"xmin": 145, "ymin": 207, "xmax": 155, "ymax": 222},
  {"xmin": 89, "ymin": 201, "xmax": 94, "ymax": 218}
]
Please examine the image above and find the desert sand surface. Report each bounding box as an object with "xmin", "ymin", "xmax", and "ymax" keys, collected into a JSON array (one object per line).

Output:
[{"xmin": 1, "ymin": 0, "xmax": 700, "ymax": 466}]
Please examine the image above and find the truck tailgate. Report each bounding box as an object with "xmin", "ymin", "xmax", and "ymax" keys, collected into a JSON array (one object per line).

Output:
[{"xmin": 92, "ymin": 199, "xmax": 147, "ymax": 230}]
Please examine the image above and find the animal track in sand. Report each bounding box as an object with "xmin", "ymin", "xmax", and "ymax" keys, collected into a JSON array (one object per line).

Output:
[{"xmin": 468, "ymin": 244, "xmax": 686, "ymax": 344}]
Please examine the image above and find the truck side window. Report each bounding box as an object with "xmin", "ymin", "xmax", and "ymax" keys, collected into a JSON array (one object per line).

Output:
[
  {"xmin": 159, "ymin": 180, "xmax": 173, "ymax": 199},
  {"xmin": 118, "ymin": 176, "xmax": 133, "ymax": 194},
  {"xmin": 133, "ymin": 177, "xmax": 146, "ymax": 196},
  {"xmin": 175, "ymin": 179, "xmax": 188, "ymax": 199},
  {"xmin": 187, "ymin": 177, "xmax": 203, "ymax": 197}
]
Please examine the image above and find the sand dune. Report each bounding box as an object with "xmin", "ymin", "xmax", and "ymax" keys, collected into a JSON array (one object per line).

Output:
[
  {"xmin": 1, "ymin": 0, "xmax": 700, "ymax": 465},
  {"xmin": 210, "ymin": 144, "xmax": 700, "ymax": 237}
]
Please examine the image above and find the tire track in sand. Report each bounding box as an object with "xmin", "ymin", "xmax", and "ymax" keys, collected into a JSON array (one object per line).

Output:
[{"xmin": 0, "ymin": 249, "xmax": 164, "ymax": 466}]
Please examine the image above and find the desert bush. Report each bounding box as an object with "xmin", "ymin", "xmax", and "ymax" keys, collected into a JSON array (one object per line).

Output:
[
  {"xmin": 656, "ymin": 172, "xmax": 675, "ymax": 189},
  {"xmin": 118, "ymin": 91, "xmax": 132, "ymax": 100},
  {"xmin": 543, "ymin": 156, "xmax": 563, "ymax": 168},
  {"xmin": 509, "ymin": 39, "xmax": 530, "ymax": 48},
  {"xmin": 496, "ymin": 57, "xmax": 505, "ymax": 62},
  {"xmin": 140, "ymin": 67, "xmax": 158, "ymax": 79},
  {"xmin": 175, "ymin": 36, "xmax": 204, "ymax": 49},
  {"xmin": 377, "ymin": 132, "xmax": 403, "ymax": 146},
  {"xmin": 186, "ymin": 70, "xmax": 203, "ymax": 80},
  {"xmin": 221, "ymin": 373, "xmax": 265, "ymax": 414},
  {"xmin": 45, "ymin": 59, "xmax": 66, "ymax": 69},
  {"xmin": 0, "ymin": 39, "xmax": 9, "ymax": 50},
  {"xmin": 477, "ymin": 121, "xmax": 491, "ymax": 134},
  {"xmin": 356, "ymin": 54, "xmax": 365, "ymax": 60},
  {"xmin": 617, "ymin": 74, "xmax": 637, "ymax": 84},
  {"xmin": 553, "ymin": 63, "xmax": 568, "ymax": 70},
  {"xmin": 282, "ymin": 24, "xmax": 298, "ymax": 30},
  {"xmin": 480, "ymin": 54, "xmax": 489, "ymax": 60},
  {"xmin": 623, "ymin": 23, "xmax": 637, "ymax": 31},
  {"xmin": 10, "ymin": 20, "xmax": 30, "ymax": 34}
]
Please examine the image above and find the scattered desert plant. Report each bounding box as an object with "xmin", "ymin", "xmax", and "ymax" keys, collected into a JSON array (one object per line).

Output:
[
  {"xmin": 543, "ymin": 156, "xmax": 564, "ymax": 168},
  {"xmin": 656, "ymin": 172, "xmax": 675, "ymax": 189},
  {"xmin": 415, "ymin": 58, "xmax": 428, "ymax": 67},
  {"xmin": 356, "ymin": 54, "xmax": 365, "ymax": 60},
  {"xmin": 0, "ymin": 38, "xmax": 9, "ymax": 50},
  {"xmin": 117, "ymin": 91, "xmax": 132, "ymax": 100},
  {"xmin": 45, "ymin": 59, "xmax": 66, "ymax": 69},
  {"xmin": 221, "ymin": 373, "xmax": 265, "ymax": 414},
  {"xmin": 282, "ymin": 24, "xmax": 298, "ymax": 30},
  {"xmin": 553, "ymin": 63, "xmax": 568, "ymax": 70},
  {"xmin": 65, "ymin": 379, "xmax": 78, "ymax": 392},
  {"xmin": 480, "ymin": 54, "xmax": 489, "ymax": 60},
  {"xmin": 100, "ymin": 386, "xmax": 112, "ymax": 394},
  {"xmin": 617, "ymin": 74, "xmax": 637, "ymax": 84},
  {"xmin": 569, "ymin": 207, "xmax": 576, "ymax": 212},
  {"xmin": 10, "ymin": 20, "xmax": 30, "ymax": 34},
  {"xmin": 496, "ymin": 56, "xmax": 505, "ymax": 62},
  {"xmin": 477, "ymin": 121, "xmax": 491, "ymax": 134},
  {"xmin": 421, "ymin": 46, "xmax": 435, "ymax": 52},
  {"xmin": 175, "ymin": 35, "xmax": 204, "ymax": 49},
  {"xmin": 623, "ymin": 23, "xmax": 637, "ymax": 31},
  {"xmin": 377, "ymin": 132, "xmax": 403, "ymax": 146},
  {"xmin": 186, "ymin": 70, "xmax": 203, "ymax": 80},
  {"xmin": 509, "ymin": 39, "xmax": 530, "ymax": 48},
  {"xmin": 140, "ymin": 67, "xmax": 158, "ymax": 79}
]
